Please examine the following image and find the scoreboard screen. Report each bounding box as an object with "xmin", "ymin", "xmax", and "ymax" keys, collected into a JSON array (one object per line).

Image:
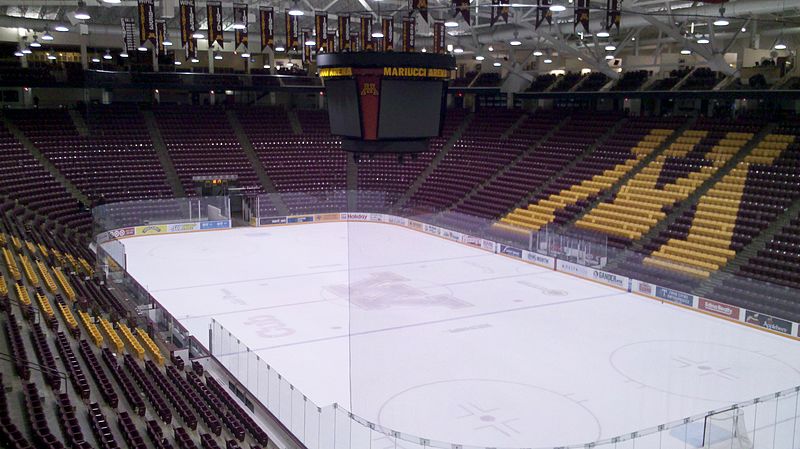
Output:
[
  {"xmin": 378, "ymin": 80, "xmax": 445, "ymax": 139},
  {"xmin": 326, "ymin": 79, "xmax": 362, "ymax": 138}
]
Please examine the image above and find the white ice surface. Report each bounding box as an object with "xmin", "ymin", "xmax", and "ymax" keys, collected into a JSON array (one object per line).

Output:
[{"xmin": 123, "ymin": 222, "xmax": 800, "ymax": 449}]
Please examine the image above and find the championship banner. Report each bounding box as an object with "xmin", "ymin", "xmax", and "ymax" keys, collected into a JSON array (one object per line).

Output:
[
  {"xmin": 381, "ymin": 17, "xmax": 394, "ymax": 51},
  {"xmin": 606, "ymin": 0, "xmax": 621, "ymax": 31},
  {"xmin": 233, "ymin": 3, "xmax": 248, "ymax": 51},
  {"xmin": 401, "ymin": 16, "xmax": 415, "ymax": 52},
  {"xmin": 350, "ymin": 31, "xmax": 360, "ymax": 52},
  {"xmin": 360, "ymin": 15, "xmax": 373, "ymax": 51},
  {"xmin": 260, "ymin": 6, "xmax": 274, "ymax": 51},
  {"xmin": 500, "ymin": 0, "xmax": 510, "ymax": 23},
  {"xmin": 315, "ymin": 12, "xmax": 328, "ymax": 52},
  {"xmin": 156, "ymin": 19, "xmax": 166, "ymax": 56},
  {"xmin": 535, "ymin": 0, "xmax": 553, "ymax": 29},
  {"xmin": 574, "ymin": 0, "xmax": 590, "ymax": 32},
  {"xmin": 327, "ymin": 31, "xmax": 336, "ymax": 52},
  {"xmin": 186, "ymin": 37, "xmax": 197, "ymax": 60},
  {"xmin": 338, "ymin": 15, "xmax": 350, "ymax": 52},
  {"xmin": 285, "ymin": 9, "xmax": 299, "ymax": 50},
  {"xmin": 490, "ymin": 0, "xmax": 500, "ymax": 26},
  {"xmin": 179, "ymin": 0, "xmax": 195, "ymax": 48},
  {"xmin": 410, "ymin": 0, "xmax": 429, "ymax": 22},
  {"xmin": 452, "ymin": 0, "xmax": 470, "ymax": 23},
  {"xmin": 433, "ymin": 20, "xmax": 445, "ymax": 54},
  {"xmin": 137, "ymin": 0, "xmax": 157, "ymax": 46},
  {"xmin": 302, "ymin": 28, "xmax": 312, "ymax": 62},
  {"xmin": 121, "ymin": 18, "xmax": 137, "ymax": 53},
  {"xmin": 207, "ymin": 0, "xmax": 224, "ymax": 48}
]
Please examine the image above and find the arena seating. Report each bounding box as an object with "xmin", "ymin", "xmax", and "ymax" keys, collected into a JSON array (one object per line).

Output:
[
  {"xmin": 154, "ymin": 105, "xmax": 262, "ymax": 195},
  {"xmin": 8, "ymin": 107, "xmax": 173, "ymax": 203}
]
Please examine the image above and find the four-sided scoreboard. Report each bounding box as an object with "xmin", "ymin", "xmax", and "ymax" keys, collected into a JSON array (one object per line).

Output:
[{"xmin": 317, "ymin": 52, "xmax": 456, "ymax": 154}]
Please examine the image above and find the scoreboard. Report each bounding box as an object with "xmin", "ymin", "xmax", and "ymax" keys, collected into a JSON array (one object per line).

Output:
[{"xmin": 317, "ymin": 52, "xmax": 455, "ymax": 153}]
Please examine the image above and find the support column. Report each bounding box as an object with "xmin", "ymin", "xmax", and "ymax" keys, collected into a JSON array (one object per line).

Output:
[{"xmin": 208, "ymin": 48, "xmax": 215, "ymax": 74}]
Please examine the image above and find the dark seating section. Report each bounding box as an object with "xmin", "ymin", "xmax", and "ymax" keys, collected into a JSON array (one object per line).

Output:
[
  {"xmin": 526, "ymin": 74, "xmax": 557, "ymax": 92},
  {"xmin": 406, "ymin": 108, "xmax": 527, "ymax": 211},
  {"xmin": 357, "ymin": 109, "xmax": 469, "ymax": 211},
  {"xmin": 612, "ymin": 70, "xmax": 649, "ymax": 91},
  {"xmin": 551, "ymin": 72, "xmax": 583, "ymax": 92},
  {"xmin": 576, "ymin": 72, "xmax": 609, "ymax": 92},
  {"xmin": 23, "ymin": 381, "xmax": 65, "ymax": 449},
  {"xmin": 681, "ymin": 68, "xmax": 721, "ymax": 91},
  {"xmin": 154, "ymin": 105, "xmax": 262, "ymax": 195},
  {"xmin": 8, "ymin": 107, "xmax": 173, "ymax": 202},
  {"xmin": 651, "ymin": 67, "xmax": 692, "ymax": 90}
]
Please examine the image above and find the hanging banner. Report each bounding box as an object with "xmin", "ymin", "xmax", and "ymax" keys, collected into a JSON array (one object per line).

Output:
[
  {"xmin": 121, "ymin": 18, "xmax": 137, "ymax": 53},
  {"xmin": 315, "ymin": 12, "xmax": 328, "ymax": 52},
  {"xmin": 156, "ymin": 19, "xmax": 166, "ymax": 56},
  {"xmin": 500, "ymin": 0, "xmax": 510, "ymax": 23},
  {"xmin": 401, "ymin": 16, "xmax": 415, "ymax": 52},
  {"xmin": 360, "ymin": 15, "xmax": 374, "ymax": 51},
  {"xmin": 606, "ymin": 0, "xmax": 621, "ymax": 31},
  {"xmin": 452, "ymin": 0, "xmax": 470, "ymax": 23},
  {"xmin": 285, "ymin": 9, "xmax": 299, "ymax": 51},
  {"xmin": 574, "ymin": 0, "xmax": 590, "ymax": 33},
  {"xmin": 234, "ymin": 2, "xmax": 248, "ymax": 51},
  {"xmin": 260, "ymin": 6, "xmax": 274, "ymax": 51},
  {"xmin": 179, "ymin": 0, "xmax": 195, "ymax": 48},
  {"xmin": 535, "ymin": 0, "xmax": 553, "ymax": 29},
  {"xmin": 490, "ymin": 0, "xmax": 500, "ymax": 26},
  {"xmin": 338, "ymin": 15, "xmax": 350, "ymax": 52},
  {"xmin": 302, "ymin": 28, "xmax": 312, "ymax": 63},
  {"xmin": 381, "ymin": 17, "xmax": 394, "ymax": 51},
  {"xmin": 207, "ymin": 0, "xmax": 224, "ymax": 48},
  {"xmin": 410, "ymin": 0, "xmax": 429, "ymax": 22},
  {"xmin": 350, "ymin": 31, "xmax": 360, "ymax": 52},
  {"xmin": 433, "ymin": 20, "xmax": 445, "ymax": 54},
  {"xmin": 186, "ymin": 37, "xmax": 197, "ymax": 60},
  {"xmin": 137, "ymin": 0, "xmax": 157, "ymax": 46},
  {"xmin": 327, "ymin": 31, "xmax": 336, "ymax": 52}
]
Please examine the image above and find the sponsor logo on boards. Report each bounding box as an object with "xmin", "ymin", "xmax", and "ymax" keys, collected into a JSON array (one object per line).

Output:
[
  {"xmin": 464, "ymin": 235, "xmax": 481, "ymax": 247},
  {"xmin": 524, "ymin": 251, "xmax": 554, "ymax": 268},
  {"xmin": 167, "ymin": 223, "xmax": 198, "ymax": 233},
  {"xmin": 341, "ymin": 213, "xmax": 369, "ymax": 221},
  {"xmin": 423, "ymin": 224, "xmax": 439, "ymax": 235},
  {"xmin": 481, "ymin": 240, "xmax": 496, "ymax": 252},
  {"xmin": 556, "ymin": 260, "xmax": 588, "ymax": 277},
  {"xmin": 387, "ymin": 215, "xmax": 407, "ymax": 226},
  {"xmin": 136, "ymin": 225, "xmax": 167, "ymax": 235},
  {"xmin": 499, "ymin": 245, "xmax": 523, "ymax": 259},
  {"xmin": 698, "ymin": 298, "xmax": 739, "ymax": 319},
  {"xmin": 199, "ymin": 220, "xmax": 229, "ymax": 230},
  {"xmin": 654, "ymin": 286, "xmax": 694, "ymax": 307},
  {"xmin": 109, "ymin": 227, "xmax": 135, "ymax": 239},
  {"xmin": 744, "ymin": 311, "xmax": 792, "ymax": 335},
  {"xmin": 592, "ymin": 269, "xmax": 626, "ymax": 289},
  {"xmin": 637, "ymin": 281, "xmax": 653, "ymax": 295},
  {"xmin": 441, "ymin": 230, "xmax": 462, "ymax": 242},
  {"xmin": 314, "ymin": 213, "xmax": 340, "ymax": 222},
  {"xmin": 287, "ymin": 216, "xmax": 314, "ymax": 224},
  {"xmin": 260, "ymin": 217, "xmax": 287, "ymax": 226},
  {"xmin": 408, "ymin": 220, "xmax": 423, "ymax": 231}
]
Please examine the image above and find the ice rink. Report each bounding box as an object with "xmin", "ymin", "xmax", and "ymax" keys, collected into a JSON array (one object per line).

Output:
[{"xmin": 123, "ymin": 222, "xmax": 800, "ymax": 448}]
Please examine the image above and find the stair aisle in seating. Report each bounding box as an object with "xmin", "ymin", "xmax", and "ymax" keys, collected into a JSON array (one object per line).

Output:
[{"xmin": 494, "ymin": 117, "xmax": 680, "ymax": 234}]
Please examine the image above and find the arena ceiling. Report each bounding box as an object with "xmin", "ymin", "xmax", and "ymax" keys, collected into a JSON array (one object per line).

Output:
[{"xmin": 1, "ymin": 0, "xmax": 798, "ymax": 77}]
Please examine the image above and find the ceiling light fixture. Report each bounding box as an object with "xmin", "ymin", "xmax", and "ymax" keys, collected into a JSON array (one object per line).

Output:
[
  {"xmin": 697, "ymin": 36, "xmax": 709, "ymax": 44},
  {"xmin": 543, "ymin": 58, "xmax": 553, "ymax": 64},
  {"xmin": 533, "ymin": 49, "xmax": 543, "ymax": 56},
  {"xmin": 47, "ymin": 53, "xmax": 57, "ymax": 60},
  {"xmin": 371, "ymin": 31, "xmax": 384, "ymax": 38},
  {"xmin": 493, "ymin": 61, "xmax": 502, "ymax": 67},
  {"xmin": 444, "ymin": 20, "xmax": 458, "ymax": 28},
  {"xmin": 475, "ymin": 55, "xmax": 485, "ymax": 61},
  {"xmin": 596, "ymin": 31, "xmax": 610, "ymax": 38},
  {"xmin": 137, "ymin": 45, "xmax": 148, "ymax": 52},
  {"xmin": 91, "ymin": 56, "xmax": 100, "ymax": 63},
  {"xmin": 174, "ymin": 60, "xmax": 182, "ymax": 65},
  {"xmin": 103, "ymin": 49, "xmax": 112, "ymax": 59},
  {"xmin": 21, "ymin": 46, "xmax": 32, "ymax": 55},
  {"xmin": 288, "ymin": 4, "xmax": 304, "ymax": 16},
  {"xmin": 241, "ymin": 52, "xmax": 251, "ymax": 57},
  {"xmin": 103, "ymin": 0, "xmax": 121, "ymax": 3},
  {"xmin": 680, "ymin": 48, "xmax": 691, "ymax": 55},
  {"xmin": 120, "ymin": 51, "xmax": 129, "ymax": 58},
  {"xmin": 191, "ymin": 57, "xmax": 200, "ymax": 63},
  {"xmin": 275, "ymin": 45, "xmax": 285, "ymax": 52},
  {"xmin": 214, "ymin": 51, "xmax": 223, "ymax": 59},
  {"xmin": 30, "ymin": 36, "xmax": 42, "ymax": 48},
  {"xmin": 54, "ymin": 24, "xmax": 69, "ymax": 32},
  {"xmin": 192, "ymin": 30, "xmax": 204, "ymax": 39},
  {"xmin": 550, "ymin": 4, "xmax": 566, "ymax": 12},
  {"xmin": 74, "ymin": 1, "xmax": 91, "ymax": 20},
  {"xmin": 604, "ymin": 44, "xmax": 616, "ymax": 51},
  {"xmin": 453, "ymin": 47, "xmax": 464, "ymax": 53},
  {"xmin": 510, "ymin": 40, "xmax": 522, "ymax": 46},
  {"xmin": 604, "ymin": 54, "xmax": 614, "ymax": 60},
  {"xmin": 713, "ymin": 6, "xmax": 729, "ymax": 26},
  {"xmin": 14, "ymin": 48, "xmax": 23, "ymax": 57},
  {"xmin": 41, "ymin": 30, "xmax": 54, "ymax": 41}
]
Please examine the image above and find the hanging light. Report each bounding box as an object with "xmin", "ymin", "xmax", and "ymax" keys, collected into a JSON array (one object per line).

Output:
[
  {"xmin": 549, "ymin": 2, "xmax": 566, "ymax": 12},
  {"xmin": 41, "ymin": 30, "xmax": 54, "ymax": 41},
  {"xmin": 680, "ymin": 48, "xmax": 691, "ymax": 55},
  {"xmin": 421, "ymin": 47, "xmax": 427, "ymax": 52},
  {"xmin": 21, "ymin": 46, "xmax": 32, "ymax": 55},
  {"xmin": 192, "ymin": 30, "xmax": 204, "ymax": 39},
  {"xmin": 444, "ymin": 20, "xmax": 458, "ymax": 28},
  {"xmin": 263, "ymin": 64, "xmax": 270, "ymax": 68},
  {"xmin": 543, "ymin": 57, "xmax": 553, "ymax": 64},
  {"xmin": 30, "ymin": 36, "xmax": 42, "ymax": 48},
  {"xmin": 453, "ymin": 47, "xmax": 464, "ymax": 53},
  {"xmin": 91, "ymin": 56, "xmax": 100, "ymax": 63},
  {"xmin": 174, "ymin": 60, "xmax": 182, "ymax": 65},
  {"xmin": 103, "ymin": 49, "xmax": 112, "ymax": 59},
  {"xmin": 510, "ymin": 40, "xmax": 522, "ymax": 46},
  {"xmin": 163, "ymin": 34, "xmax": 173, "ymax": 46},
  {"xmin": 120, "ymin": 51, "xmax": 129, "ymax": 58},
  {"xmin": 488, "ymin": 45, "xmax": 494, "ymax": 52},
  {"xmin": 214, "ymin": 51, "xmax": 223, "ymax": 60},
  {"xmin": 137, "ymin": 45, "xmax": 148, "ymax": 51},
  {"xmin": 493, "ymin": 61, "xmax": 501, "ymax": 67},
  {"xmin": 475, "ymin": 55, "xmax": 485, "ymax": 61},
  {"xmin": 241, "ymin": 51, "xmax": 252, "ymax": 57},
  {"xmin": 103, "ymin": 0, "xmax": 121, "ymax": 3},
  {"xmin": 596, "ymin": 31, "xmax": 610, "ymax": 38},
  {"xmin": 288, "ymin": 4, "xmax": 304, "ymax": 16},
  {"xmin": 275, "ymin": 45, "xmax": 285, "ymax": 52},
  {"xmin": 47, "ymin": 52, "xmax": 57, "ymax": 60},
  {"xmin": 54, "ymin": 23, "xmax": 70, "ymax": 32},
  {"xmin": 605, "ymin": 54, "xmax": 614, "ymax": 60},
  {"xmin": 774, "ymin": 39, "xmax": 788, "ymax": 50},
  {"xmin": 14, "ymin": 47, "xmax": 24, "ymax": 57},
  {"xmin": 371, "ymin": 31, "xmax": 384, "ymax": 38},
  {"xmin": 74, "ymin": 1, "xmax": 91, "ymax": 20},
  {"xmin": 191, "ymin": 57, "xmax": 200, "ymax": 63},
  {"xmin": 533, "ymin": 49, "xmax": 543, "ymax": 56},
  {"xmin": 304, "ymin": 38, "xmax": 315, "ymax": 46},
  {"xmin": 697, "ymin": 35, "xmax": 709, "ymax": 44},
  {"xmin": 232, "ymin": 19, "xmax": 247, "ymax": 30},
  {"xmin": 604, "ymin": 44, "xmax": 616, "ymax": 51},
  {"xmin": 713, "ymin": 6, "xmax": 728, "ymax": 27}
]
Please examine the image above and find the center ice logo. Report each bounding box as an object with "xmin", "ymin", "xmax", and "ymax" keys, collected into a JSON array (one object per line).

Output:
[{"xmin": 324, "ymin": 271, "xmax": 472, "ymax": 310}]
